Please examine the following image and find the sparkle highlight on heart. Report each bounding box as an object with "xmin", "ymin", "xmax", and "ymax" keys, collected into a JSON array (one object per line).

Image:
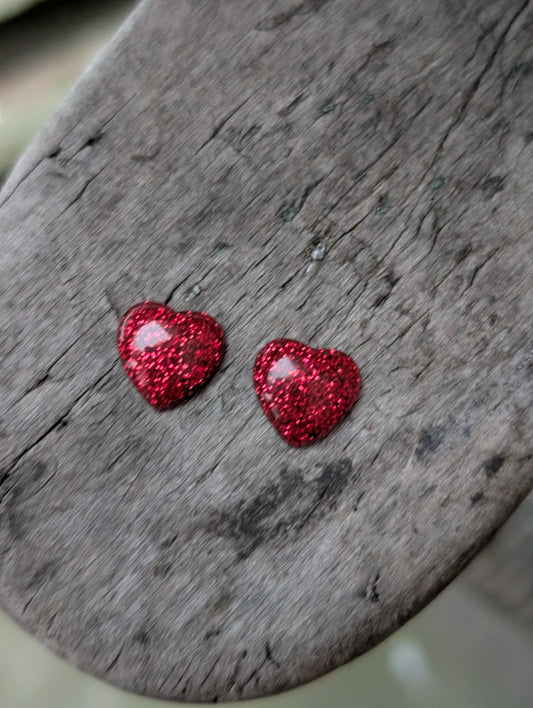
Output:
[
  {"xmin": 117, "ymin": 301, "xmax": 224, "ymax": 410},
  {"xmin": 253, "ymin": 338, "xmax": 361, "ymax": 446}
]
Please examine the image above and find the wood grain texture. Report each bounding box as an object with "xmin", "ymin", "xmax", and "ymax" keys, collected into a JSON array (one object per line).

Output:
[{"xmin": 0, "ymin": 0, "xmax": 532, "ymax": 701}]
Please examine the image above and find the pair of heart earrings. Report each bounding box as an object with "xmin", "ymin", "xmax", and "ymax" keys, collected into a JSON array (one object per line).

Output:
[{"xmin": 117, "ymin": 301, "xmax": 361, "ymax": 447}]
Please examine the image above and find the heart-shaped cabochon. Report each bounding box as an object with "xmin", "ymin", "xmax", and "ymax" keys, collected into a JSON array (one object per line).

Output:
[
  {"xmin": 253, "ymin": 338, "xmax": 361, "ymax": 446},
  {"xmin": 117, "ymin": 301, "xmax": 225, "ymax": 410}
]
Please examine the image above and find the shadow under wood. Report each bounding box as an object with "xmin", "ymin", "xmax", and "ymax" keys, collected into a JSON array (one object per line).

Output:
[
  {"xmin": 464, "ymin": 493, "xmax": 533, "ymax": 631},
  {"xmin": 0, "ymin": 0, "xmax": 134, "ymax": 73}
]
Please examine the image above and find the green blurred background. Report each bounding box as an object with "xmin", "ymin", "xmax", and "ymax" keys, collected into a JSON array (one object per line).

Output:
[{"xmin": 1, "ymin": 1, "xmax": 532, "ymax": 706}]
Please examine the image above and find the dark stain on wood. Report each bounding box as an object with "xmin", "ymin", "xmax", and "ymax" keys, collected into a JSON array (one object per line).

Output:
[
  {"xmin": 470, "ymin": 491, "xmax": 485, "ymax": 505},
  {"xmin": 256, "ymin": 0, "xmax": 331, "ymax": 31},
  {"xmin": 481, "ymin": 175, "xmax": 506, "ymax": 199},
  {"xmin": 5, "ymin": 460, "xmax": 52, "ymax": 540},
  {"xmin": 415, "ymin": 426, "xmax": 446, "ymax": 461},
  {"xmin": 210, "ymin": 459, "xmax": 354, "ymax": 558},
  {"xmin": 484, "ymin": 454, "xmax": 506, "ymax": 478}
]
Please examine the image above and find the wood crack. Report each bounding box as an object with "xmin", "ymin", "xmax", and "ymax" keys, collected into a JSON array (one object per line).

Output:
[
  {"xmin": 426, "ymin": 0, "xmax": 532, "ymax": 173},
  {"xmin": 0, "ymin": 364, "xmax": 116, "ymax": 498}
]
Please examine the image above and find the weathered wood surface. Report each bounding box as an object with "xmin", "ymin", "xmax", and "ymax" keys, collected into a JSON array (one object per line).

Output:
[{"xmin": 0, "ymin": 0, "xmax": 532, "ymax": 701}]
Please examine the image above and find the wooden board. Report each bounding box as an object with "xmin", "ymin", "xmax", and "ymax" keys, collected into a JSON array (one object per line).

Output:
[{"xmin": 0, "ymin": 0, "xmax": 532, "ymax": 701}]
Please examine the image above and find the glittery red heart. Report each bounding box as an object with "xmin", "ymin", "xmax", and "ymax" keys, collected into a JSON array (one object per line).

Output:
[
  {"xmin": 117, "ymin": 301, "xmax": 225, "ymax": 410},
  {"xmin": 253, "ymin": 339, "xmax": 361, "ymax": 446}
]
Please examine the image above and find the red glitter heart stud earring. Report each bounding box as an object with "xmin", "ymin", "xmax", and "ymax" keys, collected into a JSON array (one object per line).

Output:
[
  {"xmin": 253, "ymin": 338, "xmax": 361, "ymax": 446},
  {"xmin": 117, "ymin": 301, "xmax": 225, "ymax": 410}
]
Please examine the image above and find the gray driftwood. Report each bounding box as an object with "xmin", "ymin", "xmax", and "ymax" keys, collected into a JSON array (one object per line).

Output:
[{"xmin": 0, "ymin": 0, "xmax": 532, "ymax": 701}]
